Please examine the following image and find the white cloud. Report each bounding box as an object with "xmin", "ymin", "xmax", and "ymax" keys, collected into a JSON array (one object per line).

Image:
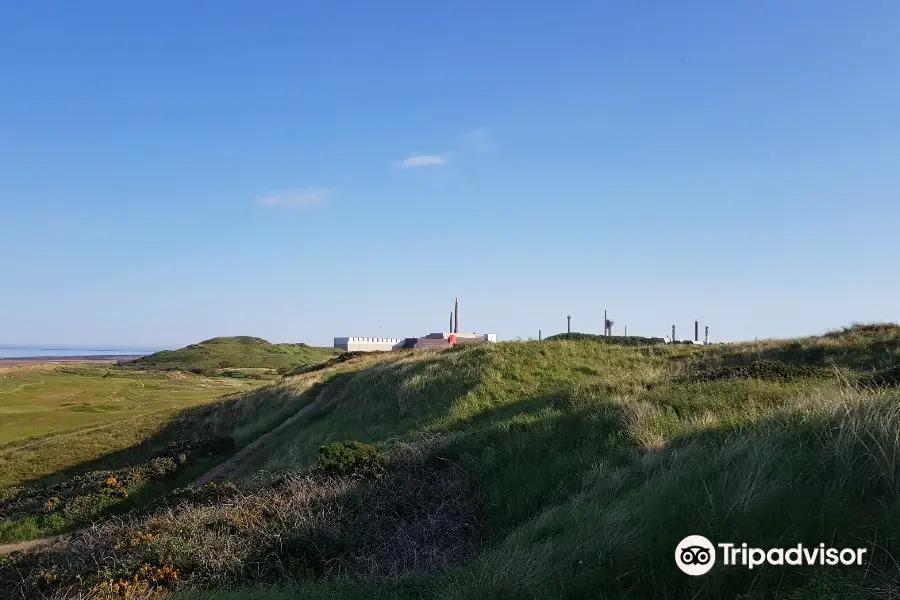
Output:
[
  {"xmin": 256, "ymin": 188, "xmax": 329, "ymax": 209},
  {"xmin": 396, "ymin": 155, "xmax": 448, "ymax": 168},
  {"xmin": 460, "ymin": 128, "xmax": 496, "ymax": 153}
]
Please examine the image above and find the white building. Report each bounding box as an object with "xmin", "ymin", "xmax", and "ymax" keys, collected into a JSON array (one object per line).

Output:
[
  {"xmin": 334, "ymin": 332, "xmax": 498, "ymax": 352},
  {"xmin": 333, "ymin": 336, "xmax": 405, "ymax": 352}
]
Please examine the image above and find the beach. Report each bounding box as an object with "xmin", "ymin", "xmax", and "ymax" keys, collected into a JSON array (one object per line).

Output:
[{"xmin": 0, "ymin": 354, "xmax": 148, "ymax": 367}]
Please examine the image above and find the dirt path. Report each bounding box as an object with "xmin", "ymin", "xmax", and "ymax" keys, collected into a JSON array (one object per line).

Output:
[
  {"xmin": 191, "ymin": 384, "xmax": 334, "ymax": 486},
  {"xmin": 0, "ymin": 380, "xmax": 339, "ymax": 558},
  {"xmin": 0, "ymin": 534, "xmax": 66, "ymax": 557}
]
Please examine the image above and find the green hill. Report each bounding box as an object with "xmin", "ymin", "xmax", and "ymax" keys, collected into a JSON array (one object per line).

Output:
[
  {"xmin": 128, "ymin": 336, "xmax": 342, "ymax": 376},
  {"xmin": 5, "ymin": 323, "xmax": 900, "ymax": 599}
]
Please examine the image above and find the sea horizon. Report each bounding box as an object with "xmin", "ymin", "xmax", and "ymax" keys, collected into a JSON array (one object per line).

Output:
[{"xmin": 0, "ymin": 346, "xmax": 164, "ymax": 359}]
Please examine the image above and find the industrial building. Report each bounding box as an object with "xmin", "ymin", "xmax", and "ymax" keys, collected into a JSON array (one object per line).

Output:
[
  {"xmin": 332, "ymin": 337, "xmax": 406, "ymax": 352},
  {"xmin": 333, "ymin": 297, "xmax": 498, "ymax": 352}
]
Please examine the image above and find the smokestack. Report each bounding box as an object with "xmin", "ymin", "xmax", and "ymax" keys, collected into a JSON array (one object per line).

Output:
[
  {"xmin": 705, "ymin": 326, "xmax": 710, "ymax": 345},
  {"xmin": 454, "ymin": 297, "xmax": 459, "ymax": 334},
  {"xmin": 538, "ymin": 329, "xmax": 542, "ymax": 341},
  {"xmin": 567, "ymin": 315, "xmax": 571, "ymax": 334},
  {"xmin": 671, "ymin": 324, "xmax": 676, "ymax": 344},
  {"xmin": 450, "ymin": 311, "xmax": 454, "ymax": 334},
  {"xmin": 695, "ymin": 320, "xmax": 699, "ymax": 342}
]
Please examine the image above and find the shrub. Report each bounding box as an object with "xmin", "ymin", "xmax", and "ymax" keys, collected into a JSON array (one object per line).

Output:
[
  {"xmin": 544, "ymin": 333, "xmax": 666, "ymax": 346},
  {"xmin": 0, "ymin": 440, "xmax": 473, "ymax": 598},
  {"xmin": 0, "ymin": 436, "xmax": 237, "ymax": 542},
  {"xmin": 315, "ymin": 441, "xmax": 387, "ymax": 476},
  {"xmin": 147, "ymin": 457, "xmax": 178, "ymax": 478},
  {"xmin": 678, "ymin": 359, "xmax": 832, "ymax": 384},
  {"xmin": 859, "ymin": 365, "xmax": 900, "ymax": 388},
  {"xmin": 164, "ymin": 481, "xmax": 241, "ymax": 506}
]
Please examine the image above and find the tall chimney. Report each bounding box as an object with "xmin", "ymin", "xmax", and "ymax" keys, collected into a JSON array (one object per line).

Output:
[
  {"xmin": 672, "ymin": 324, "xmax": 676, "ymax": 344},
  {"xmin": 705, "ymin": 326, "xmax": 710, "ymax": 345},
  {"xmin": 567, "ymin": 315, "xmax": 571, "ymax": 334},
  {"xmin": 695, "ymin": 320, "xmax": 699, "ymax": 342},
  {"xmin": 450, "ymin": 311, "xmax": 454, "ymax": 334},
  {"xmin": 454, "ymin": 297, "xmax": 459, "ymax": 334}
]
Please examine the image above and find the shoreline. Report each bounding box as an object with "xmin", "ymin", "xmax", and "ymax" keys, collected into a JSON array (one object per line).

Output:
[{"xmin": 0, "ymin": 355, "xmax": 148, "ymax": 367}]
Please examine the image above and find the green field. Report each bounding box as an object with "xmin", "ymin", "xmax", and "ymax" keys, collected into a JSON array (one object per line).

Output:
[
  {"xmin": 3, "ymin": 324, "xmax": 900, "ymax": 599},
  {"xmin": 0, "ymin": 365, "xmax": 253, "ymax": 444},
  {"xmin": 0, "ymin": 361, "xmax": 337, "ymax": 545},
  {"xmin": 128, "ymin": 336, "xmax": 343, "ymax": 376}
]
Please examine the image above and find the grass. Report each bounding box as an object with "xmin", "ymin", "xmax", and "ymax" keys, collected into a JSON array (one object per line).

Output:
[
  {"xmin": 0, "ymin": 362, "xmax": 334, "ymax": 544},
  {"xmin": 3, "ymin": 323, "xmax": 900, "ymax": 599},
  {"xmin": 0, "ymin": 364, "xmax": 257, "ymax": 487},
  {"xmin": 127, "ymin": 336, "xmax": 342, "ymax": 376}
]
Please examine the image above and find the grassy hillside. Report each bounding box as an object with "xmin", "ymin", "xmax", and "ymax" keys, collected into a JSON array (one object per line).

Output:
[
  {"xmin": 4, "ymin": 324, "xmax": 900, "ymax": 599},
  {"xmin": 128, "ymin": 336, "xmax": 342, "ymax": 376}
]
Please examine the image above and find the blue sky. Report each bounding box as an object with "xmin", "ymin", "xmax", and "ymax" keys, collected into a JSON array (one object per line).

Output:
[{"xmin": 2, "ymin": 1, "xmax": 898, "ymax": 349}]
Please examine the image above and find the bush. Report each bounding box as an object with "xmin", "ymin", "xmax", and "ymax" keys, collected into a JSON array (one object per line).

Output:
[
  {"xmin": 544, "ymin": 333, "xmax": 666, "ymax": 346},
  {"xmin": 315, "ymin": 441, "xmax": 387, "ymax": 476},
  {"xmin": 859, "ymin": 365, "xmax": 900, "ymax": 388},
  {"xmin": 0, "ymin": 436, "xmax": 236, "ymax": 542},
  {"xmin": 0, "ymin": 440, "xmax": 473, "ymax": 598},
  {"xmin": 165, "ymin": 481, "xmax": 241, "ymax": 506},
  {"xmin": 678, "ymin": 359, "xmax": 832, "ymax": 384}
]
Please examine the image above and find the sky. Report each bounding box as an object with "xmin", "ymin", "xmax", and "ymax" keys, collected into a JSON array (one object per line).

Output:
[{"xmin": 1, "ymin": 1, "xmax": 898, "ymax": 349}]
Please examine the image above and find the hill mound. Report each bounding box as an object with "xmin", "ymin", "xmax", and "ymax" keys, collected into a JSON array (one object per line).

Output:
[
  {"xmin": 128, "ymin": 336, "xmax": 342, "ymax": 375},
  {"xmin": 6, "ymin": 324, "xmax": 900, "ymax": 599}
]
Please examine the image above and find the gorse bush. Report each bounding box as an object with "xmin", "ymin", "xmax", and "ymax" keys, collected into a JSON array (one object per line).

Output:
[
  {"xmin": 0, "ymin": 437, "xmax": 234, "ymax": 543},
  {"xmin": 315, "ymin": 441, "xmax": 388, "ymax": 476}
]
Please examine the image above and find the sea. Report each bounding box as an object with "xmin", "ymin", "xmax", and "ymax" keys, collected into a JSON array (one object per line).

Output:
[{"xmin": 0, "ymin": 346, "xmax": 162, "ymax": 359}]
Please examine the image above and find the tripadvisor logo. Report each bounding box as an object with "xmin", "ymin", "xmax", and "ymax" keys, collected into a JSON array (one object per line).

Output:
[
  {"xmin": 676, "ymin": 535, "xmax": 716, "ymax": 576},
  {"xmin": 675, "ymin": 535, "xmax": 869, "ymax": 576}
]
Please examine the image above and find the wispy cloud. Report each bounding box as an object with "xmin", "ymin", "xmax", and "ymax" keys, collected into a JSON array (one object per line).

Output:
[
  {"xmin": 459, "ymin": 128, "xmax": 497, "ymax": 153},
  {"xmin": 395, "ymin": 155, "xmax": 448, "ymax": 168},
  {"xmin": 256, "ymin": 188, "xmax": 329, "ymax": 209},
  {"xmin": 392, "ymin": 130, "xmax": 496, "ymax": 170}
]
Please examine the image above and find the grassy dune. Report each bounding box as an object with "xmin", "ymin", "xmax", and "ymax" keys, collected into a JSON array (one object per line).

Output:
[
  {"xmin": 128, "ymin": 337, "xmax": 342, "ymax": 377},
  {"xmin": 3, "ymin": 324, "xmax": 900, "ymax": 599}
]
